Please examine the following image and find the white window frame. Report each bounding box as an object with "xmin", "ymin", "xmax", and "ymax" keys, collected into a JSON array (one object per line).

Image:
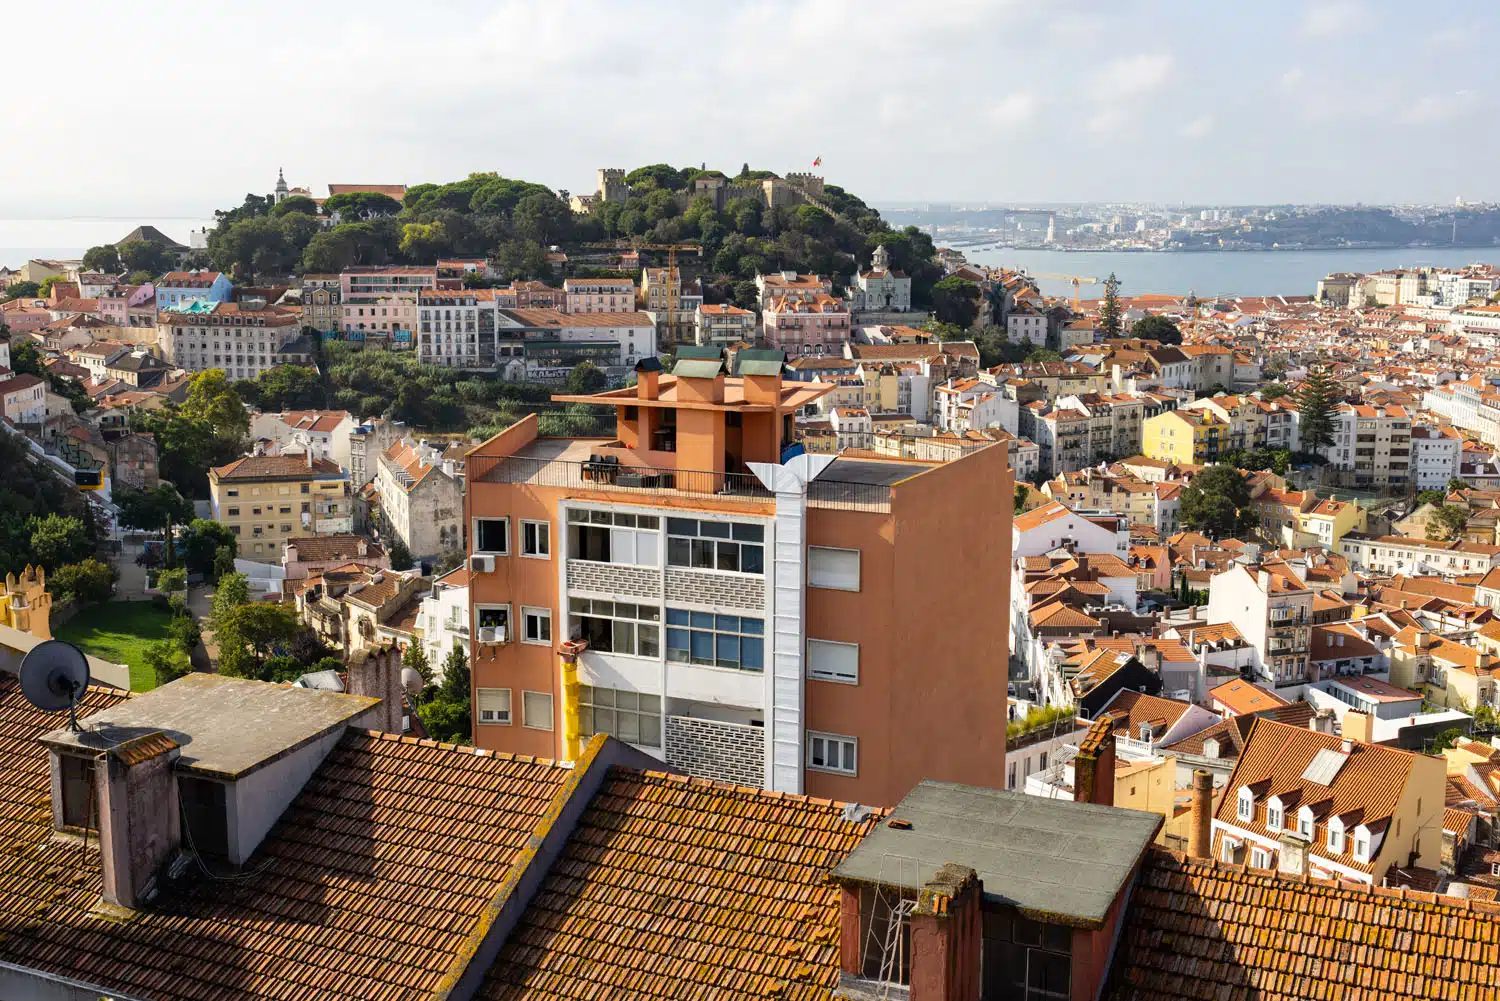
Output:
[
  {"xmin": 1221, "ymin": 838, "xmax": 1240, "ymax": 863},
  {"xmin": 477, "ymin": 687, "xmax": 511, "ymax": 725},
  {"xmin": 520, "ymin": 519, "xmax": 551, "ymax": 558},
  {"xmin": 1298, "ymin": 807, "xmax": 1315, "ymax": 840},
  {"xmin": 1250, "ymin": 846, "xmax": 1271, "ymax": 869},
  {"xmin": 522, "ymin": 690, "xmax": 554, "ymax": 731},
  {"xmin": 808, "ymin": 546, "xmax": 861, "ymax": 591},
  {"xmin": 1328, "ymin": 820, "xmax": 1344, "ymax": 854},
  {"xmin": 522, "ymin": 606, "xmax": 552, "ymax": 645},
  {"xmin": 474, "ymin": 516, "xmax": 510, "ymax": 555},
  {"xmin": 1353, "ymin": 827, "xmax": 1371, "ymax": 862},
  {"xmin": 1266, "ymin": 797, "xmax": 1284, "ymax": 832},
  {"xmin": 1237, "ymin": 787, "xmax": 1254, "ymax": 822},
  {"xmin": 807, "ymin": 731, "xmax": 857, "ymax": 775},
  {"xmin": 806, "ymin": 638, "xmax": 859, "ymax": 685}
]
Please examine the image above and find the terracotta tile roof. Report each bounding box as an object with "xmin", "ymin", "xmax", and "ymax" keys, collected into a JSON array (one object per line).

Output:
[
  {"xmin": 1215, "ymin": 719, "xmax": 1418, "ymax": 873},
  {"xmin": 1013, "ymin": 500, "xmax": 1075, "ymax": 533},
  {"xmin": 1209, "ymin": 678, "xmax": 1289, "ymax": 715},
  {"xmin": 212, "ymin": 454, "xmax": 346, "ymax": 481},
  {"xmin": 477, "ymin": 767, "xmax": 875, "ymax": 1001},
  {"xmin": 1029, "ymin": 601, "xmax": 1104, "ymax": 629},
  {"xmin": 283, "ymin": 531, "xmax": 384, "ymax": 564},
  {"xmin": 1161, "ymin": 714, "xmax": 1254, "ymax": 758},
  {"xmin": 1098, "ymin": 690, "xmax": 1195, "ymax": 734},
  {"xmin": 1106, "ymin": 848, "xmax": 1500, "ymax": 1001},
  {"xmin": 0, "ymin": 674, "xmax": 572, "ymax": 1001}
]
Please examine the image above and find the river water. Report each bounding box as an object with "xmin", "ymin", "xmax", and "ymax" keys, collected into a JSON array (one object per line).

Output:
[
  {"xmin": 0, "ymin": 218, "xmax": 213, "ymax": 269},
  {"xmin": 962, "ymin": 246, "xmax": 1499, "ymax": 299}
]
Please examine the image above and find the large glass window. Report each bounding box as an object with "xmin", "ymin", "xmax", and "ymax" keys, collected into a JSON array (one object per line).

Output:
[
  {"xmin": 666, "ymin": 518, "xmax": 764, "ymax": 574},
  {"xmin": 983, "ymin": 910, "xmax": 1072, "ymax": 1001},
  {"xmin": 567, "ymin": 508, "xmax": 658, "ymax": 566},
  {"xmin": 579, "ymin": 685, "xmax": 662, "ymax": 748},
  {"xmin": 570, "ymin": 598, "xmax": 660, "ymax": 657},
  {"xmin": 665, "ymin": 609, "xmax": 764, "ymax": 671}
]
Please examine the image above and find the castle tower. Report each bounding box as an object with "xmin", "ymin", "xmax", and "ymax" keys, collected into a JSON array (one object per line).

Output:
[
  {"xmin": 1, "ymin": 565, "xmax": 53, "ymax": 640},
  {"xmin": 274, "ymin": 168, "xmax": 289, "ymax": 203}
]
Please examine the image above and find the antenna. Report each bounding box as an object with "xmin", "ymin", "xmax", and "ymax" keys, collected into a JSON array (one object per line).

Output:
[{"xmin": 18, "ymin": 639, "xmax": 91, "ymax": 732}]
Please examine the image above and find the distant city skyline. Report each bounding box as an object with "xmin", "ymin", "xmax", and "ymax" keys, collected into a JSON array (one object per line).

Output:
[{"xmin": 0, "ymin": 0, "xmax": 1493, "ymax": 216}]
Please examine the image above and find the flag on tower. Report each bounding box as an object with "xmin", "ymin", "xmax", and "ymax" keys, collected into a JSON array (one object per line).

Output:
[{"xmin": 812, "ymin": 156, "xmax": 822, "ymax": 167}]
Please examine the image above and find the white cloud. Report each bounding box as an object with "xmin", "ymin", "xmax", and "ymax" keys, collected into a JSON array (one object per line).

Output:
[
  {"xmin": 1179, "ymin": 115, "xmax": 1215, "ymax": 138},
  {"xmin": 1302, "ymin": 1, "xmax": 1361, "ymax": 38},
  {"xmin": 1085, "ymin": 108, "xmax": 1127, "ymax": 135},
  {"xmin": 990, "ymin": 92, "xmax": 1038, "ymax": 126},
  {"xmin": 1398, "ymin": 89, "xmax": 1481, "ymax": 125},
  {"xmin": 1279, "ymin": 67, "xmax": 1306, "ymax": 93},
  {"xmin": 1092, "ymin": 53, "xmax": 1174, "ymax": 98},
  {"xmin": 1424, "ymin": 27, "xmax": 1467, "ymax": 48}
]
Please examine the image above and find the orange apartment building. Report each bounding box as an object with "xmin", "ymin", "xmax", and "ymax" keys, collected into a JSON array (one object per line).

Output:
[{"xmin": 463, "ymin": 346, "xmax": 1013, "ymax": 804}]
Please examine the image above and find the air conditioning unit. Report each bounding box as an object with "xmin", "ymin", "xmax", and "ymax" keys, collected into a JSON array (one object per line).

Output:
[
  {"xmin": 479, "ymin": 625, "xmax": 508, "ymax": 645},
  {"xmin": 469, "ymin": 554, "xmax": 495, "ymax": 574}
]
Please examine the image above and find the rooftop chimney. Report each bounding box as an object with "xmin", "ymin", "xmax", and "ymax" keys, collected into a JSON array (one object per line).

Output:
[
  {"xmin": 1074, "ymin": 716, "xmax": 1116, "ymax": 808},
  {"xmin": 96, "ymin": 731, "xmax": 182, "ymax": 909},
  {"xmin": 347, "ymin": 644, "xmax": 404, "ymax": 734},
  {"xmin": 909, "ymin": 864, "xmax": 982, "ymax": 1001},
  {"xmin": 1188, "ymin": 769, "xmax": 1213, "ymax": 859},
  {"xmin": 1342, "ymin": 710, "xmax": 1371, "ymax": 746}
]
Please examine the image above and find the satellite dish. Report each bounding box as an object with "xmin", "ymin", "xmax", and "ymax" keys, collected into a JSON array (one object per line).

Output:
[
  {"xmin": 19, "ymin": 640, "xmax": 91, "ymax": 731},
  {"xmin": 400, "ymin": 667, "xmax": 424, "ymax": 699}
]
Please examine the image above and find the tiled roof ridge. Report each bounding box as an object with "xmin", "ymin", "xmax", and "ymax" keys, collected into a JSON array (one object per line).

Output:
[
  {"xmin": 627, "ymin": 765, "xmax": 891, "ymax": 815},
  {"xmin": 1147, "ymin": 846, "xmax": 1500, "ymax": 916},
  {"xmin": 350, "ymin": 727, "xmax": 574, "ymax": 766}
]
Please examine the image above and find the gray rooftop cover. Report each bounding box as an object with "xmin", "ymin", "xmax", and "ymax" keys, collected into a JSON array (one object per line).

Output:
[
  {"xmin": 829, "ymin": 780, "xmax": 1162, "ymax": 927},
  {"xmin": 41, "ymin": 673, "xmax": 377, "ymax": 780}
]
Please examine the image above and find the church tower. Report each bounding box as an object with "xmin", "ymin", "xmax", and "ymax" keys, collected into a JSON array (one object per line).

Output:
[
  {"xmin": 871, "ymin": 244, "xmax": 890, "ymax": 272},
  {"xmin": 274, "ymin": 167, "xmax": 289, "ymax": 203}
]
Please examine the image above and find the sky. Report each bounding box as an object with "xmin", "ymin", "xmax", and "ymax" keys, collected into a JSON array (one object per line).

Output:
[{"xmin": 1, "ymin": 0, "xmax": 1495, "ymax": 217}]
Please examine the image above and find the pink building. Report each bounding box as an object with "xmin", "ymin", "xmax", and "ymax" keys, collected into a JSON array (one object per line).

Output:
[
  {"xmin": 97, "ymin": 284, "xmax": 156, "ymax": 329},
  {"xmin": 562, "ymin": 277, "xmax": 635, "ymax": 314},
  {"xmin": 339, "ymin": 266, "xmax": 435, "ymax": 345},
  {"xmin": 0, "ymin": 299, "xmax": 52, "ymax": 336},
  {"xmin": 762, "ymin": 294, "xmax": 851, "ymax": 356}
]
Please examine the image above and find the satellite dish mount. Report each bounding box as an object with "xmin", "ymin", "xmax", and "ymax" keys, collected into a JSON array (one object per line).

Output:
[{"xmin": 18, "ymin": 640, "xmax": 92, "ymax": 732}]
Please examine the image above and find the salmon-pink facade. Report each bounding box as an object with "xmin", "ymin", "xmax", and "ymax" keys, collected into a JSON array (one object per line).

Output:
[{"xmin": 464, "ymin": 351, "xmax": 1012, "ymax": 806}]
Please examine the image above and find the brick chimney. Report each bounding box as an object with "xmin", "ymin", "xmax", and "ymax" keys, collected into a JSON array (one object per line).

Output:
[
  {"xmin": 909, "ymin": 864, "xmax": 982, "ymax": 1001},
  {"xmin": 1073, "ymin": 716, "xmax": 1116, "ymax": 808},
  {"xmin": 1188, "ymin": 769, "xmax": 1213, "ymax": 859},
  {"xmin": 347, "ymin": 643, "xmax": 404, "ymax": 733},
  {"xmin": 635, "ymin": 358, "xmax": 661, "ymax": 400},
  {"xmin": 97, "ymin": 731, "xmax": 182, "ymax": 909}
]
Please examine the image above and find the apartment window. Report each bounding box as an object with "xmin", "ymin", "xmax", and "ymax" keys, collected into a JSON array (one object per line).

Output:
[
  {"xmin": 522, "ymin": 606, "xmax": 552, "ymax": 645},
  {"xmin": 807, "ymin": 731, "xmax": 857, "ymax": 775},
  {"xmin": 666, "ymin": 517, "xmax": 764, "ymax": 574},
  {"xmin": 807, "ymin": 639, "xmax": 859, "ymax": 684},
  {"xmin": 567, "ymin": 509, "xmax": 658, "ymax": 566},
  {"xmin": 476, "ymin": 605, "xmax": 511, "ymax": 642},
  {"xmin": 475, "ymin": 517, "xmax": 510, "ymax": 554},
  {"xmin": 578, "ymin": 685, "xmax": 662, "ymax": 748},
  {"xmin": 570, "ymin": 598, "xmax": 660, "ymax": 657},
  {"xmin": 227, "ymin": 507, "xmax": 239, "ymax": 517},
  {"xmin": 522, "ymin": 691, "xmax": 554, "ymax": 731},
  {"xmin": 521, "ymin": 519, "xmax": 550, "ymax": 558},
  {"xmin": 1008, "ymin": 762, "xmax": 1017, "ymax": 789},
  {"xmin": 477, "ymin": 688, "xmax": 511, "ymax": 725},
  {"xmin": 1237, "ymin": 788, "xmax": 1254, "ymax": 822},
  {"xmin": 301, "ymin": 483, "xmax": 310, "ymax": 494},
  {"xmin": 226, "ymin": 489, "xmax": 238, "ymax": 497},
  {"xmin": 666, "ymin": 609, "xmax": 764, "ymax": 671},
  {"xmin": 808, "ymin": 546, "xmax": 860, "ymax": 590},
  {"xmin": 252, "ymin": 506, "xmax": 262, "ymax": 516}
]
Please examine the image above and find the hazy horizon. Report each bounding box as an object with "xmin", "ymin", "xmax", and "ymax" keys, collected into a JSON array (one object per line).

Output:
[{"xmin": 2, "ymin": 0, "xmax": 1494, "ymax": 217}]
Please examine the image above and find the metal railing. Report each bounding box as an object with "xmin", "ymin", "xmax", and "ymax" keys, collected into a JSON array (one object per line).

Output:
[{"xmin": 471, "ymin": 453, "xmax": 894, "ymax": 512}]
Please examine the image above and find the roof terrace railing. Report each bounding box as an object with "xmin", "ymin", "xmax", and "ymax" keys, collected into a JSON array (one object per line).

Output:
[{"xmin": 472, "ymin": 453, "xmax": 894, "ymax": 512}]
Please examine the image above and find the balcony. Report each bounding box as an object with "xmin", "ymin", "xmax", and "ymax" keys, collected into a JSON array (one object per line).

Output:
[{"xmin": 664, "ymin": 715, "xmax": 764, "ymax": 787}]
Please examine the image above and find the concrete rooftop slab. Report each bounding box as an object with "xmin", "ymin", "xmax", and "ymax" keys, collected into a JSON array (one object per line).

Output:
[
  {"xmin": 830, "ymin": 780, "xmax": 1163, "ymax": 927},
  {"xmin": 40, "ymin": 673, "xmax": 378, "ymax": 780}
]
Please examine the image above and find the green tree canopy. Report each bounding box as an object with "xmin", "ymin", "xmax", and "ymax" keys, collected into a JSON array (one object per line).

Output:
[
  {"xmin": 116, "ymin": 240, "xmax": 170, "ymax": 276},
  {"xmin": 1130, "ymin": 314, "xmax": 1181, "ymax": 344},
  {"xmin": 1294, "ymin": 367, "xmax": 1341, "ymax": 455},
  {"xmin": 29, "ymin": 514, "xmax": 93, "ymax": 572},
  {"xmin": 271, "ymin": 195, "xmax": 319, "ymax": 217},
  {"xmin": 566, "ymin": 360, "xmax": 609, "ymax": 395},
  {"xmin": 1099, "ymin": 273, "xmax": 1123, "ymax": 338},
  {"xmin": 1179, "ymin": 464, "xmax": 1254, "ymax": 539},
  {"xmin": 324, "ymin": 191, "xmax": 403, "ymax": 220},
  {"xmin": 932, "ymin": 275, "xmax": 980, "ymax": 329},
  {"xmin": 388, "ymin": 537, "xmax": 413, "ymax": 571},
  {"xmin": 49, "ymin": 559, "xmax": 116, "ymax": 605},
  {"xmin": 2, "ymin": 280, "xmax": 40, "ymax": 300},
  {"xmin": 1427, "ymin": 504, "xmax": 1470, "ymax": 542},
  {"xmin": 82, "ymin": 245, "xmax": 121, "ymax": 273}
]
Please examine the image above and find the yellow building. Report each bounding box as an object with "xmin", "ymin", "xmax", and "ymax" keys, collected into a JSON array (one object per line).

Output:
[
  {"xmin": 1142, "ymin": 408, "xmax": 1226, "ymax": 465},
  {"xmin": 1296, "ymin": 497, "xmax": 1367, "ymax": 550},
  {"xmin": 0, "ymin": 566, "xmax": 51, "ymax": 639},
  {"xmin": 209, "ymin": 455, "xmax": 353, "ymax": 564},
  {"xmin": 1391, "ymin": 627, "xmax": 1495, "ymax": 710},
  {"xmin": 1116, "ymin": 753, "xmax": 1186, "ymax": 846}
]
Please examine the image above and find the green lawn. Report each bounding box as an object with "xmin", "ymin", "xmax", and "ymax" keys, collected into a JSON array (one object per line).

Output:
[{"xmin": 55, "ymin": 601, "xmax": 175, "ymax": 692}]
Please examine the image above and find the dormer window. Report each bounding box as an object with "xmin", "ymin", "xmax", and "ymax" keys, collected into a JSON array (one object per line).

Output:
[
  {"xmin": 1298, "ymin": 806, "xmax": 1315, "ymax": 840},
  {"xmin": 1353, "ymin": 826, "xmax": 1371, "ymax": 863},
  {"xmin": 1203, "ymin": 738, "xmax": 1220, "ymax": 759},
  {"xmin": 1139, "ymin": 723, "xmax": 1153, "ymax": 742},
  {"xmin": 1237, "ymin": 787, "xmax": 1254, "ymax": 822},
  {"xmin": 1328, "ymin": 817, "xmax": 1345, "ymax": 853},
  {"xmin": 1266, "ymin": 796, "xmax": 1285, "ymax": 831}
]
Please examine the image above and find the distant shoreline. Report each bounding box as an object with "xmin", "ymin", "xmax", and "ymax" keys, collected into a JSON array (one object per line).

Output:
[{"xmin": 954, "ymin": 244, "xmax": 1500, "ymax": 255}]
